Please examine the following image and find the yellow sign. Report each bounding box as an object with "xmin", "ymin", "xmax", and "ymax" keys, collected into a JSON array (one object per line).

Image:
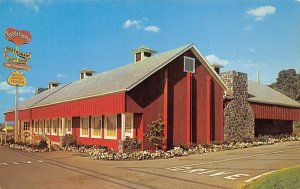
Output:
[
  {"xmin": 7, "ymin": 71, "xmax": 27, "ymax": 87},
  {"xmin": 4, "ymin": 46, "xmax": 31, "ymax": 64}
]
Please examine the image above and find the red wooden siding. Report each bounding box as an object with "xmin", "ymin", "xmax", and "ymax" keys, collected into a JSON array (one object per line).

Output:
[
  {"xmin": 4, "ymin": 109, "xmax": 31, "ymax": 121},
  {"xmin": 206, "ymin": 76, "xmax": 211, "ymax": 144},
  {"xmin": 250, "ymin": 102, "xmax": 300, "ymax": 121},
  {"xmin": 31, "ymin": 92, "xmax": 125, "ymax": 119}
]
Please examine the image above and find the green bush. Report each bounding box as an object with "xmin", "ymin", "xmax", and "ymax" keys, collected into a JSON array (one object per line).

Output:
[
  {"xmin": 145, "ymin": 118, "xmax": 164, "ymax": 150},
  {"xmin": 38, "ymin": 138, "xmax": 48, "ymax": 149}
]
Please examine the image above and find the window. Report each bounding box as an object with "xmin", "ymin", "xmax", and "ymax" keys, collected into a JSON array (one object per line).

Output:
[
  {"xmin": 91, "ymin": 116, "xmax": 102, "ymax": 138},
  {"xmin": 34, "ymin": 120, "xmax": 39, "ymax": 134},
  {"xmin": 39, "ymin": 120, "xmax": 44, "ymax": 134},
  {"xmin": 58, "ymin": 118, "xmax": 63, "ymax": 136},
  {"xmin": 124, "ymin": 114, "xmax": 133, "ymax": 138},
  {"xmin": 52, "ymin": 119, "xmax": 58, "ymax": 135},
  {"xmin": 80, "ymin": 117, "xmax": 89, "ymax": 137},
  {"xmin": 104, "ymin": 115, "xmax": 117, "ymax": 139},
  {"xmin": 23, "ymin": 121, "xmax": 30, "ymax": 131},
  {"xmin": 66, "ymin": 118, "xmax": 72, "ymax": 134},
  {"xmin": 45, "ymin": 119, "xmax": 51, "ymax": 135},
  {"xmin": 184, "ymin": 56, "xmax": 195, "ymax": 73}
]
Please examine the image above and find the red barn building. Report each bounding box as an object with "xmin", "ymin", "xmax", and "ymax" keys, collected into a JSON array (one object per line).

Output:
[{"xmin": 4, "ymin": 44, "xmax": 300, "ymax": 150}]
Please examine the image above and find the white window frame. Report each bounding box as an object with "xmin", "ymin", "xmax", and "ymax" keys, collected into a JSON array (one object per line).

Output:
[
  {"xmin": 104, "ymin": 115, "xmax": 117, "ymax": 140},
  {"xmin": 124, "ymin": 113, "xmax": 134, "ymax": 139},
  {"xmin": 39, "ymin": 119, "xmax": 44, "ymax": 135},
  {"xmin": 34, "ymin": 120, "xmax": 39, "ymax": 134},
  {"xmin": 51, "ymin": 118, "xmax": 58, "ymax": 135},
  {"xmin": 22, "ymin": 121, "xmax": 31, "ymax": 132},
  {"xmin": 45, "ymin": 119, "xmax": 51, "ymax": 135},
  {"xmin": 58, "ymin": 118, "xmax": 63, "ymax": 136},
  {"xmin": 184, "ymin": 56, "xmax": 195, "ymax": 73},
  {"xmin": 80, "ymin": 116, "xmax": 89, "ymax": 138},
  {"xmin": 91, "ymin": 116, "xmax": 102, "ymax": 138},
  {"xmin": 66, "ymin": 117, "xmax": 72, "ymax": 135}
]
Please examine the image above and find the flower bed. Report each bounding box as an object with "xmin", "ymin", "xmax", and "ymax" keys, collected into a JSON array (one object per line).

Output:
[{"xmin": 6, "ymin": 135, "xmax": 300, "ymax": 160}]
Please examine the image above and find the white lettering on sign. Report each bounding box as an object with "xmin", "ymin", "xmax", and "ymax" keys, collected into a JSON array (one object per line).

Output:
[{"xmin": 224, "ymin": 174, "xmax": 249, "ymax": 180}]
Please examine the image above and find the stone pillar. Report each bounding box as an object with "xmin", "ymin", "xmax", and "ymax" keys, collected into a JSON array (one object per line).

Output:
[{"xmin": 220, "ymin": 71, "xmax": 255, "ymax": 142}]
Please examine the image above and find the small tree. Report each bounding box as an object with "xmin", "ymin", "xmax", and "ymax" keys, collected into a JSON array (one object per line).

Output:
[{"xmin": 145, "ymin": 118, "xmax": 164, "ymax": 150}]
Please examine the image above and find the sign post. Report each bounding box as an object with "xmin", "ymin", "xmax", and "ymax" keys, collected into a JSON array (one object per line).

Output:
[{"xmin": 3, "ymin": 28, "xmax": 32, "ymax": 142}]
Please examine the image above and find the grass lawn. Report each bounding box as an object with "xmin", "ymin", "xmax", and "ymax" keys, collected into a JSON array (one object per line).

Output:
[{"xmin": 243, "ymin": 165, "xmax": 300, "ymax": 189}]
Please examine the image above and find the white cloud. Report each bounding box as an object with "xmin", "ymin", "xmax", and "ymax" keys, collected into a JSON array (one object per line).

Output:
[
  {"xmin": 296, "ymin": 0, "xmax": 300, "ymax": 3},
  {"xmin": 123, "ymin": 19, "xmax": 143, "ymax": 29},
  {"xmin": 244, "ymin": 25, "xmax": 253, "ymax": 30},
  {"xmin": 144, "ymin": 26, "xmax": 160, "ymax": 33},
  {"xmin": 56, "ymin": 73, "xmax": 66, "ymax": 78},
  {"xmin": 248, "ymin": 48, "xmax": 255, "ymax": 53},
  {"xmin": 246, "ymin": 6, "xmax": 276, "ymax": 21},
  {"xmin": 205, "ymin": 54, "xmax": 230, "ymax": 65},
  {"xmin": 244, "ymin": 63, "xmax": 255, "ymax": 68},
  {"xmin": 0, "ymin": 81, "xmax": 35, "ymax": 95},
  {"xmin": 14, "ymin": 0, "xmax": 41, "ymax": 12},
  {"xmin": 19, "ymin": 97, "xmax": 27, "ymax": 101},
  {"xmin": 123, "ymin": 19, "xmax": 160, "ymax": 33}
]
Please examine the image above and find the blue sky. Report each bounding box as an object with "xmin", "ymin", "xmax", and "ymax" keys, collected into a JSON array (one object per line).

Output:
[{"xmin": 0, "ymin": 0, "xmax": 300, "ymax": 123}]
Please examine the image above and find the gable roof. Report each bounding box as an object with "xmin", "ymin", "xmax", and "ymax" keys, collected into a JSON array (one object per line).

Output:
[
  {"xmin": 6, "ymin": 44, "xmax": 228, "ymax": 112},
  {"xmin": 248, "ymin": 80, "xmax": 300, "ymax": 108}
]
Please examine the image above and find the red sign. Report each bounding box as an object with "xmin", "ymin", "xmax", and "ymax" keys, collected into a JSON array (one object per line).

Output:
[
  {"xmin": 4, "ymin": 62, "xmax": 31, "ymax": 70},
  {"xmin": 5, "ymin": 28, "xmax": 32, "ymax": 46}
]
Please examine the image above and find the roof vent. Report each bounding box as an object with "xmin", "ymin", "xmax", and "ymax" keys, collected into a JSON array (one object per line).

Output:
[
  {"xmin": 132, "ymin": 46, "xmax": 157, "ymax": 63},
  {"xmin": 184, "ymin": 56, "xmax": 195, "ymax": 73},
  {"xmin": 48, "ymin": 80, "xmax": 61, "ymax": 90},
  {"xmin": 210, "ymin": 63, "xmax": 224, "ymax": 74},
  {"xmin": 35, "ymin": 87, "xmax": 48, "ymax": 95},
  {"xmin": 80, "ymin": 68, "xmax": 96, "ymax": 81}
]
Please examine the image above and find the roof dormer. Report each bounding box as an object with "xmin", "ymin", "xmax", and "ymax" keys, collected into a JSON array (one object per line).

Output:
[
  {"xmin": 132, "ymin": 46, "xmax": 157, "ymax": 63},
  {"xmin": 48, "ymin": 80, "xmax": 61, "ymax": 90},
  {"xmin": 210, "ymin": 63, "xmax": 224, "ymax": 74},
  {"xmin": 80, "ymin": 68, "xmax": 96, "ymax": 80}
]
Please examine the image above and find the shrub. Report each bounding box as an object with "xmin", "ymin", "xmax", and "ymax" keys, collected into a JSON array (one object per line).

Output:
[
  {"xmin": 38, "ymin": 138, "xmax": 48, "ymax": 149},
  {"xmin": 61, "ymin": 134, "xmax": 77, "ymax": 147},
  {"xmin": 145, "ymin": 118, "xmax": 164, "ymax": 150}
]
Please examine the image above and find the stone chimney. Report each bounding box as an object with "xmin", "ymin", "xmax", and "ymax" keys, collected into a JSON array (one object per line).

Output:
[
  {"xmin": 48, "ymin": 80, "xmax": 61, "ymax": 90},
  {"xmin": 80, "ymin": 68, "xmax": 95, "ymax": 81},
  {"xmin": 132, "ymin": 46, "xmax": 157, "ymax": 63},
  {"xmin": 220, "ymin": 71, "xmax": 255, "ymax": 142},
  {"xmin": 220, "ymin": 71, "xmax": 248, "ymax": 98}
]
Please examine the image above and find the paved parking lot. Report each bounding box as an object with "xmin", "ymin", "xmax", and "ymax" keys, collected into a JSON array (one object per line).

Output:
[{"xmin": 0, "ymin": 141, "xmax": 300, "ymax": 189}]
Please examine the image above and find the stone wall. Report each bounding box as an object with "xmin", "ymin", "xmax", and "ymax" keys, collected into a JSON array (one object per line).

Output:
[{"xmin": 220, "ymin": 71, "xmax": 255, "ymax": 141}]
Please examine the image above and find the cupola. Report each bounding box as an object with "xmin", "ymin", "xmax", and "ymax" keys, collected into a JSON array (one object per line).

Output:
[
  {"xmin": 80, "ymin": 68, "xmax": 96, "ymax": 80},
  {"xmin": 210, "ymin": 63, "xmax": 224, "ymax": 74},
  {"xmin": 48, "ymin": 80, "xmax": 61, "ymax": 90},
  {"xmin": 132, "ymin": 46, "xmax": 157, "ymax": 63}
]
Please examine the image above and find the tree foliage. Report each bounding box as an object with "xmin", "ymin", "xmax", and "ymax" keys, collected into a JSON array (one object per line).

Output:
[
  {"xmin": 145, "ymin": 118, "xmax": 164, "ymax": 149},
  {"xmin": 269, "ymin": 69, "xmax": 300, "ymax": 102}
]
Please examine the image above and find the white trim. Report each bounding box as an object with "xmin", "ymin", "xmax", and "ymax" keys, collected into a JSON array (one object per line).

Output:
[
  {"xmin": 38, "ymin": 119, "xmax": 44, "ymax": 135},
  {"xmin": 66, "ymin": 117, "xmax": 72, "ymax": 134},
  {"xmin": 184, "ymin": 56, "xmax": 195, "ymax": 73},
  {"xmin": 124, "ymin": 113, "xmax": 133, "ymax": 139},
  {"xmin": 59, "ymin": 118, "xmax": 64, "ymax": 136},
  {"xmin": 104, "ymin": 114, "xmax": 117, "ymax": 140},
  {"xmin": 91, "ymin": 116, "xmax": 102, "ymax": 139},
  {"xmin": 45, "ymin": 119, "xmax": 51, "ymax": 135},
  {"xmin": 51, "ymin": 118, "xmax": 58, "ymax": 136},
  {"xmin": 121, "ymin": 114, "xmax": 125, "ymax": 140},
  {"xmin": 34, "ymin": 120, "xmax": 39, "ymax": 135},
  {"xmin": 80, "ymin": 116, "xmax": 89, "ymax": 138}
]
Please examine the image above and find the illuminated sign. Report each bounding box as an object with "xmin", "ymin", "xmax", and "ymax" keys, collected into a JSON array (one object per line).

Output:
[
  {"xmin": 5, "ymin": 28, "xmax": 32, "ymax": 46},
  {"xmin": 7, "ymin": 71, "xmax": 27, "ymax": 87},
  {"xmin": 4, "ymin": 62, "xmax": 31, "ymax": 70},
  {"xmin": 4, "ymin": 46, "xmax": 31, "ymax": 64}
]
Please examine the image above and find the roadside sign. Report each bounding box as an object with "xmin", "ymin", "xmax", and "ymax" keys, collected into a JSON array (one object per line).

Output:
[
  {"xmin": 5, "ymin": 28, "xmax": 32, "ymax": 46},
  {"xmin": 4, "ymin": 62, "xmax": 31, "ymax": 70},
  {"xmin": 7, "ymin": 70, "xmax": 27, "ymax": 87}
]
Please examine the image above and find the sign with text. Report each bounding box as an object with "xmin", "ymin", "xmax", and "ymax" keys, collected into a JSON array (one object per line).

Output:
[
  {"xmin": 4, "ymin": 46, "xmax": 31, "ymax": 64},
  {"xmin": 5, "ymin": 28, "xmax": 32, "ymax": 46},
  {"xmin": 7, "ymin": 70, "xmax": 27, "ymax": 87},
  {"xmin": 4, "ymin": 62, "xmax": 31, "ymax": 70}
]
